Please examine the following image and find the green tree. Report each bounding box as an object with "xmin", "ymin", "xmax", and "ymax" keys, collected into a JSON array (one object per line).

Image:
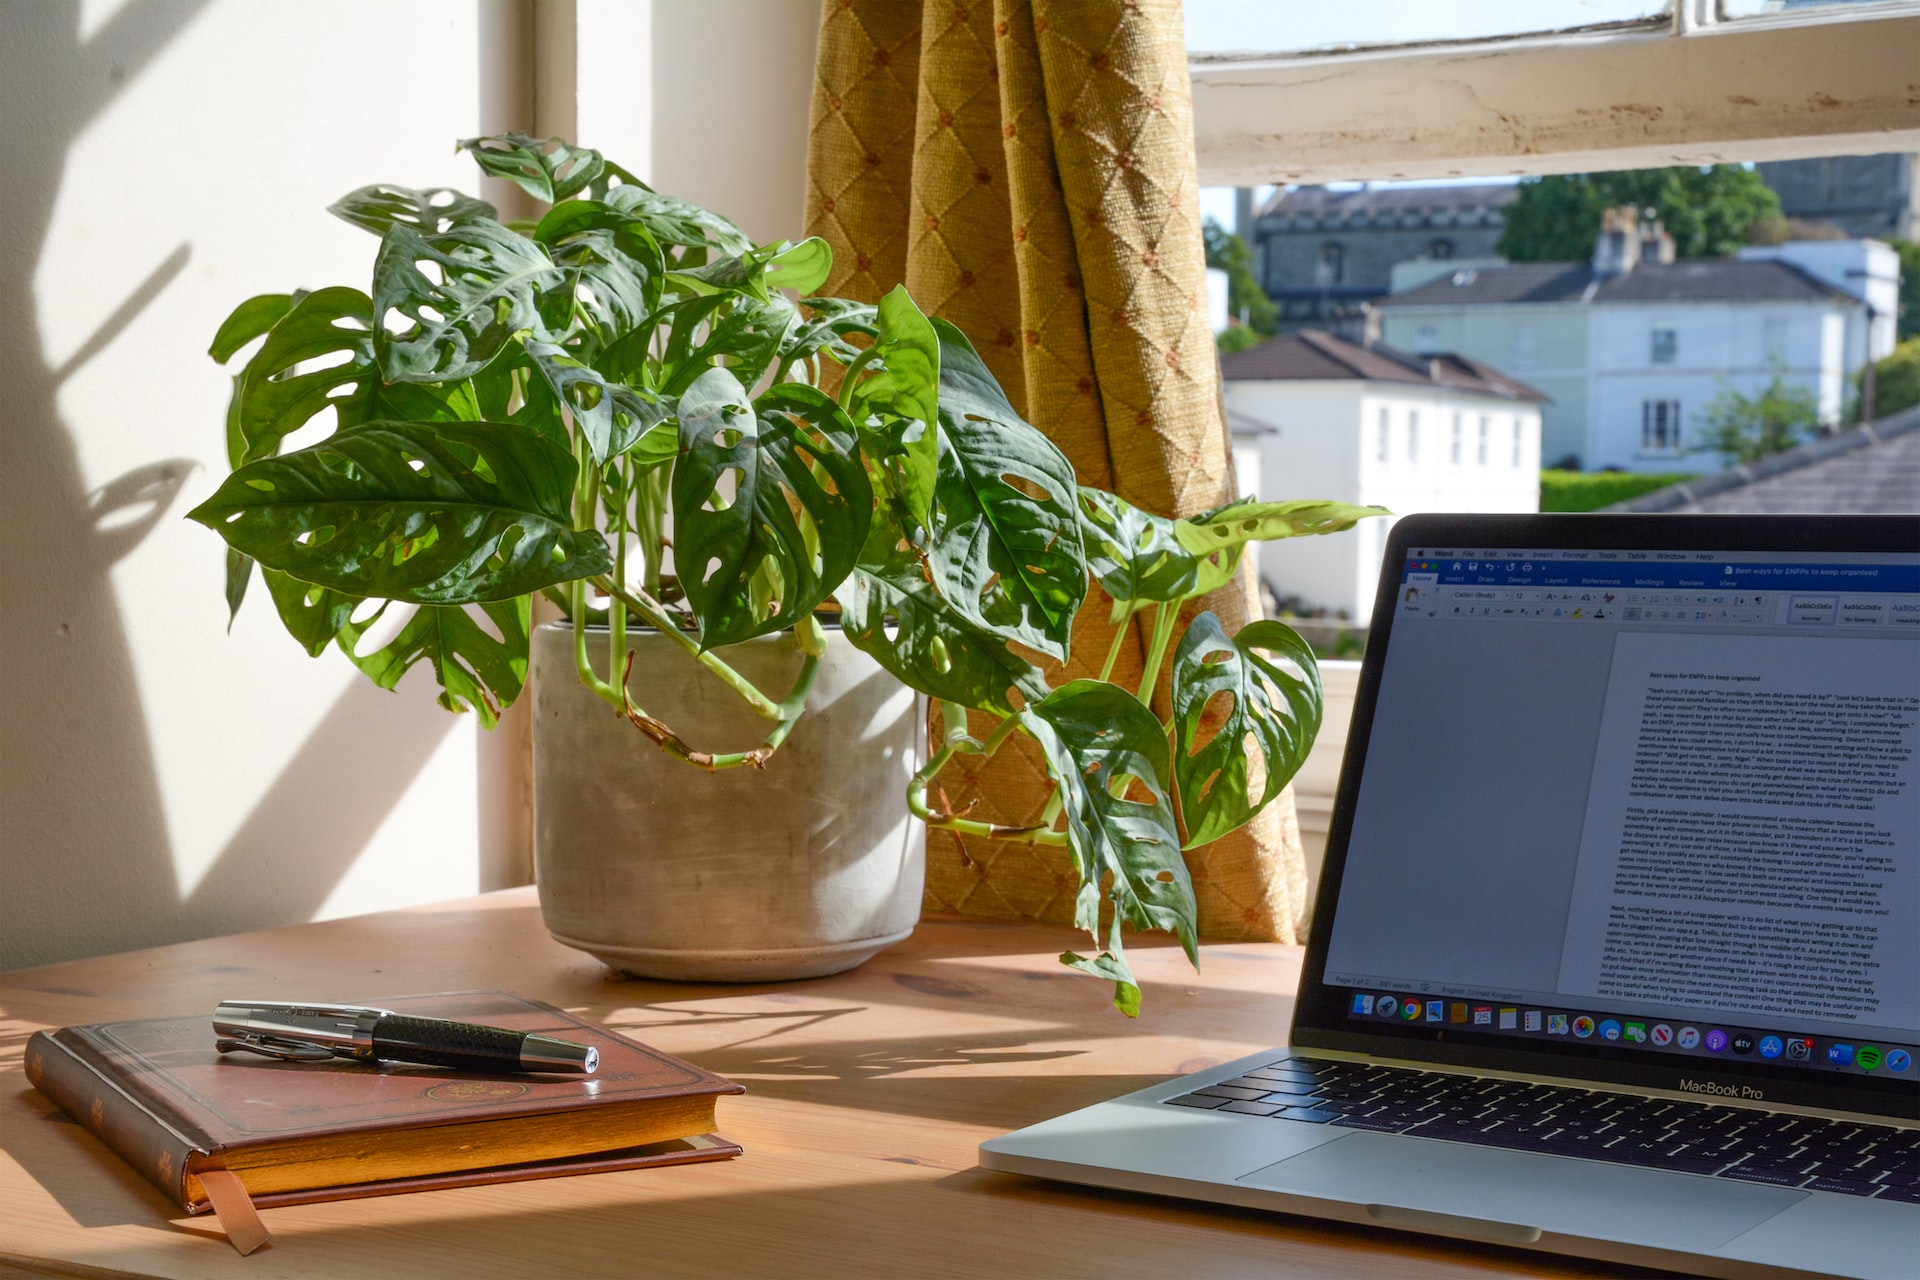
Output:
[
  {"xmin": 1203, "ymin": 217, "xmax": 1278, "ymax": 336},
  {"xmin": 1889, "ymin": 239, "xmax": 1919, "ymax": 341},
  {"xmin": 1691, "ymin": 364, "xmax": 1821, "ymax": 466},
  {"xmin": 1863, "ymin": 337, "xmax": 1920, "ymax": 420},
  {"xmin": 1497, "ymin": 166, "xmax": 1782, "ymax": 262}
]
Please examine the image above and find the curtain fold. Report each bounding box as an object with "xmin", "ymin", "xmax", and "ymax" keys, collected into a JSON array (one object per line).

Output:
[{"xmin": 805, "ymin": 0, "xmax": 1308, "ymax": 942}]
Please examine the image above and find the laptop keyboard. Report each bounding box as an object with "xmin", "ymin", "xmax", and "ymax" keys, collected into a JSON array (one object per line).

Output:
[{"xmin": 1167, "ymin": 1057, "xmax": 1920, "ymax": 1201}]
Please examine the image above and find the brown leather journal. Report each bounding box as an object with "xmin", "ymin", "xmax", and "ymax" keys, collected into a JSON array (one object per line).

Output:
[{"xmin": 25, "ymin": 991, "xmax": 744, "ymax": 1252}]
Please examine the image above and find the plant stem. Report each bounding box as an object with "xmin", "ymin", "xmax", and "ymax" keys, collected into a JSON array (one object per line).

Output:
[
  {"xmin": 836, "ymin": 346, "xmax": 882, "ymax": 412},
  {"xmin": 1136, "ymin": 601, "xmax": 1179, "ymax": 704},
  {"xmin": 616, "ymin": 646, "xmax": 822, "ymax": 772},
  {"xmin": 906, "ymin": 706, "xmax": 1068, "ymax": 845},
  {"xmin": 590, "ymin": 575, "xmax": 786, "ymax": 720},
  {"xmin": 1098, "ymin": 612, "xmax": 1134, "ymax": 683}
]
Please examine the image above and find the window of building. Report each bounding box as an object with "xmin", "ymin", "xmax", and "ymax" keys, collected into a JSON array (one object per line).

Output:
[
  {"xmin": 1512, "ymin": 418, "xmax": 1523, "ymax": 467},
  {"xmin": 1650, "ymin": 326, "xmax": 1678, "ymax": 364},
  {"xmin": 1763, "ymin": 314, "xmax": 1790, "ymax": 362},
  {"xmin": 1428, "ymin": 238, "xmax": 1455, "ymax": 260},
  {"xmin": 1317, "ymin": 241, "xmax": 1346, "ymax": 285},
  {"xmin": 1407, "ymin": 410, "xmax": 1419, "ymax": 461},
  {"xmin": 1378, "ymin": 406, "xmax": 1390, "ymax": 462},
  {"xmin": 1414, "ymin": 324, "xmax": 1440, "ymax": 354},
  {"xmin": 1641, "ymin": 399, "xmax": 1683, "ymax": 453},
  {"xmin": 1450, "ymin": 412, "xmax": 1463, "ymax": 463},
  {"xmin": 1477, "ymin": 415, "xmax": 1490, "ymax": 465}
]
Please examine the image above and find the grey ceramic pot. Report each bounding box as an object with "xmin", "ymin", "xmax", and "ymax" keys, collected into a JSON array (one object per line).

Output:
[{"xmin": 530, "ymin": 622, "xmax": 925, "ymax": 981}]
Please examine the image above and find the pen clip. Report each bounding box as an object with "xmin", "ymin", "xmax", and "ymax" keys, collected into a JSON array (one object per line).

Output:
[{"xmin": 215, "ymin": 1033, "xmax": 338, "ymax": 1063}]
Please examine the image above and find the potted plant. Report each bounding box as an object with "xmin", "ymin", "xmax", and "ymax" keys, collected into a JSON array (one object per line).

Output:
[{"xmin": 189, "ymin": 134, "xmax": 1379, "ymax": 1013}]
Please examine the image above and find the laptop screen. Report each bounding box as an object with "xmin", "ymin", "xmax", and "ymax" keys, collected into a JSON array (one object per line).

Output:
[{"xmin": 1294, "ymin": 514, "xmax": 1920, "ymax": 1114}]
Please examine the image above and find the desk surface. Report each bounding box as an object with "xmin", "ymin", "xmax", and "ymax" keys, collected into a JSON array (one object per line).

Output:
[{"xmin": 1, "ymin": 889, "xmax": 1648, "ymax": 1279}]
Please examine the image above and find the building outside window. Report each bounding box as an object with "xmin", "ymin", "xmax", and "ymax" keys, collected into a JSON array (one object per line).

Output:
[
  {"xmin": 1512, "ymin": 418, "xmax": 1523, "ymax": 467},
  {"xmin": 1378, "ymin": 406, "xmax": 1390, "ymax": 462},
  {"xmin": 1510, "ymin": 324, "xmax": 1539, "ymax": 372},
  {"xmin": 1650, "ymin": 326, "xmax": 1678, "ymax": 364},
  {"xmin": 1318, "ymin": 241, "xmax": 1346, "ymax": 285},
  {"xmin": 1451, "ymin": 412, "xmax": 1463, "ymax": 464},
  {"xmin": 1478, "ymin": 415, "xmax": 1490, "ymax": 465},
  {"xmin": 1641, "ymin": 399, "xmax": 1683, "ymax": 453},
  {"xmin": 1763, "ymin": 314, "xmax": 1790, "ymax": 362},
  {"xmin": 1429, "ymin": 238, "xmax": 1454, "ymax": 260},
  {"xmin": 1407, "ymin": 410, "xmax": 1419, "ymax": 461}
]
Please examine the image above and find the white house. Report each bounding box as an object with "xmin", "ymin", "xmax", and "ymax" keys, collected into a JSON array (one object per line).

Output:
[
  {"xmin": 1373, "ymin": 212, "xmax": 1896, "ymax": 472},
  {"xmin": 1220, "ymin": 330, "xmax": 1545, "ymax": 620}
]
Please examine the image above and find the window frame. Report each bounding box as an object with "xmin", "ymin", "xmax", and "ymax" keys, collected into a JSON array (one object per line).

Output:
[{"xmin": 1189, "ymin": 4, "xmax": 1920, "ymax": 186}]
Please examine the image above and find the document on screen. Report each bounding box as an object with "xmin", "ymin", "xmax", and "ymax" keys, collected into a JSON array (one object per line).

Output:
[{"xmin": 1556, "ymin": 632, "xmax": 1919, "ymax": 1030}]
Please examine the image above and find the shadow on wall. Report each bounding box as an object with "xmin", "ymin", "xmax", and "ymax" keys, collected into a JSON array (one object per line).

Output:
[{"xmin": 0, "ymin": 1, "xmax": 461, "ymax": 970}]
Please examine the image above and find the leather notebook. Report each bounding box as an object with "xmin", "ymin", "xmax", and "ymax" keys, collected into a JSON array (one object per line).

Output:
[{"xmin": 25, "ymin": 991, "xmax": 744, "ymax": 1252}]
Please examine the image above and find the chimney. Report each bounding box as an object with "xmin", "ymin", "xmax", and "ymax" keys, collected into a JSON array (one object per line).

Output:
[
  {"xmin": 1592, "ymin": 206, "xmax": 1641, "ymax": 279},
  {"xmin": 1638, "ymin": 214, "xmax": 1676, "ymax": 265}
]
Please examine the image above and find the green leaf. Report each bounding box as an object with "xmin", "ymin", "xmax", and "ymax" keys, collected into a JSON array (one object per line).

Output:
[
  {"xmin": 1077, "ymin": 487, "xmax": 1200, "ymax": 609},
  {"xmin": 523, "ymin": 340, "xmax": 667, "ymax": 463},
  {"xmin": 373, "ymin": 220, "xmax": 562, "ymax": 382},
  {"xmin": 849, "ymin": 286, "xmax": 941, "ymax": 533},
  {"xmin": 1026, "ymin": 680, "xmax": 1196, "ymax": 963},
  {"xmin": 209, "ymin": 292, "xmax": 298, "ymax": 363},
  {"xmin": 185, "ymin": 419, "xmax": 610, "ymax": 605},
  {"xmin": 224, "ymin": 547, "xmax": 254, "ymax": 627},
  {"xmin": 838, "ymin": 510, "xmax": 1047, "ymax": 715},
  {"xmin": 600, "ymin": 185, "xmax": 753, "ymax": 256},
  {"xmin": 925, "ymin": 319, "xmax": 1085, "ymax": 660},
  {"xmin": 328, "ymin": 184, "xmax": 497, "ymax": 237},
  {"xmin": 656, "ymin": 294, "xmax": 797, "ymax": 396},
  {"xmin": 458, "ymin": 133, "xmax": 604, "ymax": 204},
  {"xmin": 532, "ymin": 199, "xmax": 667, "ymax": 337},
  {"xmin": 1172, "ymin": 614, "xmax": 1322, "ymax": 849},
  {"xmin": 224, "ymin": 287, "xmax": 376, "ymax": 463},
  {"xmin": 1174, "ymin": 498, "xmax": 1388, "ymax": 558},
  {"xmin": 1060, "ymin": 944, "xmax": 1143, "ymax": 1018},
  {"xmin": 781, "ymin": 296, "xmax": 877, "ymax": 368},
  {"xmin": 337, "ymin": 596, "xmax": 531, "ymax": 729},
  {"xmin": 672, "ymin": 372, "xmax": 872, "ymax": 648},
  {"xmin": 764, "ymin": 237, "xmax": 833, "ymax": 297},
  {"xmin": 262, "ymin": 567, "xmax": 360, "ymax": 657}
]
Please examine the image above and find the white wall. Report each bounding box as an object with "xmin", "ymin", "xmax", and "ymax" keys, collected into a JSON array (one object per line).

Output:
[
  {"xmin": 1226, "ymin": 379, "xmax": 1539, "ymax": 619},
  {"xmin": 0, "ymin": 0, "xmax": 820, "ymax": 970}
]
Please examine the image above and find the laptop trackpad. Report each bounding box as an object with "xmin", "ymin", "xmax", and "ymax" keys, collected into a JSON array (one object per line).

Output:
[{"xmin": 1240, "ymin": 1132, "xmax": 1801, "ymax": 1252}]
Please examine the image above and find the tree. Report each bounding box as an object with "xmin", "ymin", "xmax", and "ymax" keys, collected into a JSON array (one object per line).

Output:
[
  {"xmin": 1203, "ymin": 217, "xmax": 1278, "ymax": 336},
  {"xmin": 1690, "ymin": 364, "xmax": 1821, "ymax": 466},
  {"xmin": 1497, "ymin": 166, "xmax": 1782, "ymax": 262},
  {"xmin": 1863, "ymin": 338, "xmax": 1920, "ymax": 421},
  {"xmin": 1889, "ymin": 239, "xmax": 1920, "ymax": 342}
]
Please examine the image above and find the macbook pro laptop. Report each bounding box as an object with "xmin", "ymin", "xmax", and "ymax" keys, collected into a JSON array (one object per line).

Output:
[{"xmin": 981, "ymin": 513, "xmax": 1920, "ymax": 1280}]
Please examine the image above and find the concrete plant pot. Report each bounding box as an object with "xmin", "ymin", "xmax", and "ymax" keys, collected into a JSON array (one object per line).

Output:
[{"xmin": 530, "ymin": 622, "xmax": 925, "ymax": 981}]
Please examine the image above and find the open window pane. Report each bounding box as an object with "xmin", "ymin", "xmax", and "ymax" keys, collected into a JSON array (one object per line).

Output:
[
  {"xmin": 1720, "ymin": 0, "xmax": 1911, "ymax": 18},
  {"xmin": 1187, "ymin": 0, "xmax": 1670, "ymax": 58}
]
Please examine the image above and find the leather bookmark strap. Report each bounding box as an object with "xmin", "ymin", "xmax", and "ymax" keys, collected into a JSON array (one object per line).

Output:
[{"xmin": 198, "ymin": 1166, "xmax": 271, "ymax": 1255}]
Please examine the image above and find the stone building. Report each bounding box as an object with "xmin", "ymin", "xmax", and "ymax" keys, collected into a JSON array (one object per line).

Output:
[
  {"xmin": 1247, "ymin": 183, "xmax": 1517, "ymax": 333},
  {"xmin": 1756, "ymin": 153, "xmax": 1919, "ymax": 242}
]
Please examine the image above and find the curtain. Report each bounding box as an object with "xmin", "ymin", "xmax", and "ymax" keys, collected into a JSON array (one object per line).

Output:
[{"xmin": 804, "ymin": 0, "xmax": 1309, "ymax": 941}]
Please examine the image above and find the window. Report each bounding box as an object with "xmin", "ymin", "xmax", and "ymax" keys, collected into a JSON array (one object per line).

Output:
[
  {"xmin": 1641, "ymin": 399, "xmax": 1683, "ymax": 453},
  {"xmin": 1763, "ymin": 315, "xmax": 1790, "ymax": 362},
  {"xmin": 1478, "ymin": 415, "xmax": 1490, "ymax": 465},
  {"xmin": 1428, "ymin": 238, "xmax": 1455, "ymax": 260},
  {"xmin": 1407, "ymin": 410, "xmax": 1419, "ymax": 461},
  {"xmin": 1317, "ymin": 241, "xmax": 1346, "ymax": 285},
  {"xmin": 1650, "ymin": 326, "xmax": 1678, "ymax": 364},
  {"xmin": 1378, "ymin": 406, "xmax": 1390, "ymax": 462},
  {"xmin": 1414, "ymin": 324, "xmax": 1440, "ymax": 354},
  {"xmin": 1512, "ymin": 418, "xmax": 1523, "ymax": 467},
  {"xmin": 1450, "ymin": 413, "xmax": 1463, "ymax": 463}
]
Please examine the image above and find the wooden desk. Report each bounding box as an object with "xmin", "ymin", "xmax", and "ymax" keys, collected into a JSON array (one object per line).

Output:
[{"xmin": 1, "ymin": 889, "xmax": 1646, "ymax": 1279}]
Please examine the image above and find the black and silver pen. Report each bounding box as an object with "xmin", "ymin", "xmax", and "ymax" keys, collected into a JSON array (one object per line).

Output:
[{"xmin": 212, "ymin": 1001, "xmax": 598, "ymax": 1075}]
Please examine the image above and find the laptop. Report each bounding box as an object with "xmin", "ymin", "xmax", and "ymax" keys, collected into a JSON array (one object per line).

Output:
[{"xmin": 981, "ymin": 513, "xmax": 1920, "ymax": 1280}]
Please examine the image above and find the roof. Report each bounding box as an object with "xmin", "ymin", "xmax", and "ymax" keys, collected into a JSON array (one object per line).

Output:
[
  {"xmin": 1607, "ymin": 405, "xmax": 1920, "ymax": 514},
  {"xmin": 1257, "ymin": 183, "xmax": 1518, "ymax": 222},
  {"xmin": 1377, "ymin": 258, "xmax": 1859, "ymax": 309},
  {"xmin": 1219, "ymin": 330, "xmax": 1549, "ymax": 404}
]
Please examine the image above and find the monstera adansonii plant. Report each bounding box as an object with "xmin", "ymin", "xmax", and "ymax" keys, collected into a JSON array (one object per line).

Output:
[{"xmin": 188, "ymin": 135, "xmax": 1383, "ymax": 1014}]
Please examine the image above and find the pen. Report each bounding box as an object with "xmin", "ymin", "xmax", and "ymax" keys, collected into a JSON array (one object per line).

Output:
[{"xmin": 212, "ymin": 1001, "xmax": 598, "ymax": 1075}]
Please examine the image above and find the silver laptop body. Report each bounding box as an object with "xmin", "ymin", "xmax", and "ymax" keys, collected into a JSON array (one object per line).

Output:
[{"xmin": 982, "ymin": 513, "xmax": 1920, "ymax": 1280}]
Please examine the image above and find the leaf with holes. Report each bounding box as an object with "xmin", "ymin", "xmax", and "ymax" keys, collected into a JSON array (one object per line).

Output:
[
  {"xmin": 373, "ymin": 220, "xmax": 562, "ymax": 383},
  {"xmin": 1026, "ymin": 680, "xmax": 1196, "ymax": 963},
  {"xmin": 337, "ymin": 596, "xmax": 531, "ymax": 730},
  {"xmin": 185, "ymin": 419, "xmax": 609, "ymax": 605},
  {"xmin": 531, "ymin": 199, "xmax": 667, "ymax": 337},
  {"xmin": 780, "ymin": 296, "xmax": 877, "ymax": 371},
  {"xmin": 600, "ymin": 184, "xmax": 754, "ymax": 257},
  {"xmin": 672, "ymin": 371, "xmax": 871, "ymax": 648},
  {"xmin": 1175, "ymin": 498, "xmax": 1388, "ymax": 562},
  {"xmin": 209, "ymin": 292, "xmax": 299, "ymax": 365},
  {"xmin": 839, "ymin": 510, "xmax": 1047, "ymax": 715},
  {"xmin": 1172, "ymin": 614, "xmax": 1323, "ymax": 850},
  {"xmin": 1061, "ymin": 932, "xmax": 1144, "ymax": 1018},
  {"xmin": 655, "ymin": 294, "xmax": 797, "ymax": 397},
  {"xmin": 328, "ymin": 184, "xmax": 498, "ymax": 237},
  {"xmin": 763, "ymin": 236, "xmax": 832, "ymax": 297},
  {"xmin": 523, "ymin": 340, "xmax": 668, "ymax": 463},
  {"xmin": 924, "ymin": 319, "xmax": 1084, "ymax": 659},
  {"xmin": 848, "ymin": 285, "xmax": 941, "ymax": 533},
  {"xmin": 1077, "ymin": 486, "xmax": 1201, "ymax": 612},
  {"xmin": 262, "ymin": 567, "xmax": 361, "ymax": 657},
  {"xmin": 221, "ymin": 287, "xmax": 375, "ymax": 463},
  {"xmin": 458, "ymin": 133, "xmax": 605, "ymax": 204}
]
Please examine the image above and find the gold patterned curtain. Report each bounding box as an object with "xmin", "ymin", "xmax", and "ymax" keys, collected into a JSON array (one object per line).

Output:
[{"xmin": 805, "ymin": 0, "xmax": 1309, "ymax": 941}]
